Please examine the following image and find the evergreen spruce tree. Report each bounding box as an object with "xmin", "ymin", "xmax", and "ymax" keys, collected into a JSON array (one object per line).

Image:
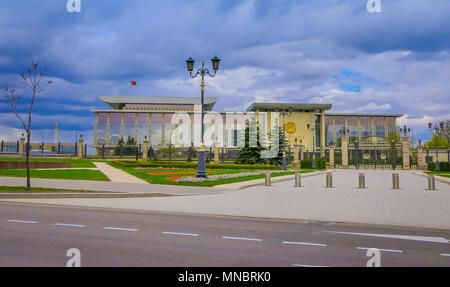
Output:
[
  {"xmin": 114, "ymin": 136, "xmax": 137, "ymax": 156},
  {"xmin": 267, "ymin": 126, "xmax": 286, "ymax": 166},
  {"xmin": 235, "ymin": 118, "xmax": 266, "ymax": 165}
]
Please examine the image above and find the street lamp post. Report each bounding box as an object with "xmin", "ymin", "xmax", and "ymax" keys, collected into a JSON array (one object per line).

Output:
[
  {"xmin": 428, "ymin": 122, "xmax": 440, "ymax": 172},
  {"xmin": 275, "ymin": 106, "xmax": 293, "ymax": 171},
  {"xmin": 186, "ymin": 56, "xmax": 221, "ymax": 178}
]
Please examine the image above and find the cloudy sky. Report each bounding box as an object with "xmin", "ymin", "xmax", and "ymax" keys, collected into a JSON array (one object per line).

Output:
[{"xmin": 0, "ymin": 0, "xmax": 449, "ymax": 143}]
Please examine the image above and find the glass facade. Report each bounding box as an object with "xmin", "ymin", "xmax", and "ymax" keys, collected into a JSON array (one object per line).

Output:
[
  {"xmin": 123, "ymin": 113, "xmax": 136, "ymax": 142},
  {"xmin": 360, "ymin": 116, "xmax": 371, "ymax": 139},
  {"xmin": 151, "ymin": 114, "xmax": 162, "ymax": 147},
  {"xmin": 137, "ymin": 113, "xmax": 149, "ymax": 144},
  {"xmin": 94, "ymin": 111, "xmax": 399, "ymax": 149},
  {"xmin": 347, "ymin": 116, "xmax": 358, "ymax": 143},
  {"xmin": 324, "ymin": 115, "xmax": 398, "ymax": 146},
  {"xmin": 109, "ymin": 113, "xmax": 121, "ymax": 145},
  {"xmin": 97, "ymin": 113, "xmax": 107, "ymax": 145},
  {"xmin": 374, "ymin": 117, "xmax": 384, "ymax": 137},
  {"xmin": 334, "ymin": 116, "xmax": 345, "ymax": 144},
  {"xmin": 163, "ymin": 114, "xmax": 177, "ymax": 146},
  {"xmin": 325, "ymin": 116, "xmax": 333, "ymax": 146}
]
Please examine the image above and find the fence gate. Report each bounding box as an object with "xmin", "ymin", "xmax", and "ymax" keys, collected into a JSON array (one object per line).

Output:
[
  {"xmin": 349, "ymin": 140, "xmax": 402, "ymax": 170},
  {"xmin": 334, "ymin": 148, "xmax": 342, "ymax": 168}
]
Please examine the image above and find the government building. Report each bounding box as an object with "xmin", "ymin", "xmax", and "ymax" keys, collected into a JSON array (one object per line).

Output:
[{"xmin": 91, "ymin": 96, "xmax": 403, "ymax": 154}]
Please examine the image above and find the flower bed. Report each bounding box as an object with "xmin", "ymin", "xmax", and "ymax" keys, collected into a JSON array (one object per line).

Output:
[
  {"xmin": 174, "ymin": 170, "xmax": 288, "ymax": 183},
  {"xmin": 114, "ymin": 161, "xmax": 281, "ymax": 170}
]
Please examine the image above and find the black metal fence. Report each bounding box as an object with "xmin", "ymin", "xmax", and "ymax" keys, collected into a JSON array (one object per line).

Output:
[
  {"xmin": 91, "ymin": 144, "xmax": 241, "ymax": 162},
  {"xmin": 423, "ymin": 148, "xmax": 450, "ymax": 164},
  {"xmin": 347, "ymin": 142, "xmax": 404, "ymax": 169},
  {"xmin": 0, "ymin": 140, "xmax": 80, "ymax": 157}
]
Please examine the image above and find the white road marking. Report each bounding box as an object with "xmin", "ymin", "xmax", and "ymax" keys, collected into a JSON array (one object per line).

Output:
[
  {"xmin": 292, "ymin": 264, "xmax": 329, "ymax": 267},
  {"xmin": 7, "ymin": 220, "xmax": 37, "ymax": 224},
  {"xmin": 53, "ymin": 223, "xmax": 85, "ymax": 228},
  {"xmin": 162, "ymin": 232, "xmax": 199, "ymax": 237},
  {"xmin": 357, "ymin": 247, "xmax": 403, "ymax": 253},
  {"xmin": 222, "ymin": 236, "xmax": 262, "ymax": 242},
  {"xmin": 103, "ymin": 227, "xmax": 138, "ymax": 232},
  {"xmin": 328, "ymin": 231, "xmax": 448, "ymax": 244},
  {"xmin": 283, "ymin": 241, "xmax": 327, "ymax": 247},
  {"xmin": 441, "ymin": 254, "xmax": 450, "ymax": 257}
]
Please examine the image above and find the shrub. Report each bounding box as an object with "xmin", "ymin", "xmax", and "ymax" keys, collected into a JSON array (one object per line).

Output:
[
  {"xmin": 428, "ymin": 162, "xmax": 450, "ymax": 171},
  {"xmin": 439, "ymin": 161, "xmax": 450, "ymax": 171},
  {"xmin": 300, "ymin": 157, "xmax": 326, "ymax": 169}
]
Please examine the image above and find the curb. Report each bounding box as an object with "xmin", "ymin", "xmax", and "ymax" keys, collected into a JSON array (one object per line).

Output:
[
  {"xmin": 412, "ymin": 171, "xmax": 450, "ymax": 185},
  {"xmin": 0, "ymin": 192, "xmax": 172, "ymax": 199}
]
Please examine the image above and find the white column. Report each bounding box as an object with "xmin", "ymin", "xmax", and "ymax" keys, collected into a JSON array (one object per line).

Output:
[{"xmin": 134, "ymin": 113, "xmax": 139, "ymax": 143}]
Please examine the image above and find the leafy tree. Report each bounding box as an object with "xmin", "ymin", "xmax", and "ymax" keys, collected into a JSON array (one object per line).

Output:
[
  {"xmin": 160, "ymin": 141, "xmax": 176, "ymax": 161},
  {"xmin": 385, "ymin": 131, "xmax": 401, "ymax": 144},
  {"xmin": 424, "ymin": 134, "xmax": 449, "ymax": 148}
]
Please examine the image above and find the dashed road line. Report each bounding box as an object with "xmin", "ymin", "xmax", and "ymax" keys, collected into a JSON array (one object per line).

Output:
[
  {"xmin": 4, "ymin": 218, "xmax": 447, "ymax": 261},
  {"xmin": 103, "ymin": 227, "xmax": 138, "ymax": 232},
  {"xmin": 328, "ymin": 231, "xmax": 449, "ymax": 244},
  {"xmin": 53, "ymin": 223, "xmax": 85, "ymax": 228},
  {"xmin": 283, "ymin": 241, "xmax": 327, "ymax": 247},
  {"xmin": 162, "ymin": 232, "xmax": 199, "ymax": 237},
  {"xmin": 7, "ymin": 220, "xmax": 37, "ymax": 224},
  {"xmin": 357, "ymin": 247, "xmax": 403, "ymax": 253},
  {"xmin": 221, "ymin": 236, "xmax": 262, "ymax": 242}
]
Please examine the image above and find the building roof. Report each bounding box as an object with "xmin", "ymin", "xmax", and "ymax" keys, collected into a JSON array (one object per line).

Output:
[
  {"xmin": 246, "ymin": 103, "xmax": 332, "ymax": 112},
  {"xmin": 325, "ymin": 112, "xmax": 404, "ymax": 118},
  {"xmin": 100, "ymin": 96, "xmax": 217, "ymax": 110}
]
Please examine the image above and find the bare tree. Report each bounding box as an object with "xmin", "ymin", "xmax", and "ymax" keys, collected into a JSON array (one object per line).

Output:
[
  {"xmin": 2, "ymin": 60, "xmax": 52, "ymax": 190},
  {"xmin": 435, "ymin": 120, "xmax": 450, "ymax": 142}
]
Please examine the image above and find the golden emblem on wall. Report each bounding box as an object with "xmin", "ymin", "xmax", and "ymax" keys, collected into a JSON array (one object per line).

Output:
[{"xmin": 285, "ymin": 122, "xmax": 296, "ymax": 134}]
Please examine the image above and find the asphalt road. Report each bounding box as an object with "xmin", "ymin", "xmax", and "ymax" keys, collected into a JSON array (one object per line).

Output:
[{"xmin": 0, "ymin": 202, "xmax": 449, "ymax": 267}]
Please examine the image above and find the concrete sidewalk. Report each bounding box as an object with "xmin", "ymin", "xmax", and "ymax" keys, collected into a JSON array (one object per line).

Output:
[
  {"xmin": 2, "ymin": 170, "xmax": 449, "ymax": 230},
  {"xmin": 0, "ymin": 176, "xmax": 226, "ymax": 196},
  {"xmin": 93, "ymin": 162, "xmax": 147, "ymax": 183}
]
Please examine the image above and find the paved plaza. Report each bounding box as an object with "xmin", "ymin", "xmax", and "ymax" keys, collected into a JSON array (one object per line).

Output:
[{"xmin": 1, "ymin": 170, "xmax": 449, "ymax": 230}]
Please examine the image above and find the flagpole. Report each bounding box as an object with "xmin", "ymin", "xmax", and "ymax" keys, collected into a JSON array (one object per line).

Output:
[{"xmin": 130, "ymin": 81, "xmax": 136, "ymax": 96}]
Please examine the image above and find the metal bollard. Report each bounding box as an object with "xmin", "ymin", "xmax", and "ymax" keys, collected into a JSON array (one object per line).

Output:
[
  {"xmin": 392, "ymin": 173, "xmax": 400, "ymax": 189},
  {"xmin": 326, "ymin": 172, "xmax": 333, "ymax": 188},
  {"xmin": 427, "ymin": 174, "xmax": 436, "ymax": 190},
  {"xmin": 295, "ymin": 172, "xmax": 302, "ymax": 187},
  {"xmin": 265, "ymin": 171, "xmax": 271, "ymax": 186},
  {"xmin": 358, "ymin": 173, "xmax": 366, "ymax": 189}
]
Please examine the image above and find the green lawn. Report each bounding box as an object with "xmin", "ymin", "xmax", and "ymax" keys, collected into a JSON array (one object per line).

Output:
[
  {"xmin": 0, "ymin": 157, "xmax": 96, "ymax": 168},
  {"xmin": 0, "ymin": 169, "xmax": 109, "ymax": 181},
  {"xmin": 117, "ymin": 167, "xmax": 316, "ymax": 187},
  {"xmin": 0, "ymin": 186, "xmax": 95, "ymax": 193},
  {"xmin": 425, "ymin": 171, "xmax": 450, "ymax": 178}
]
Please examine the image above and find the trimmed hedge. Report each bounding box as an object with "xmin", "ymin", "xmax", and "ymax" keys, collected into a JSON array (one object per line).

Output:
[
  {"xmin": 300, "ymin": 158, "xmax": 326, "ymax": 169},
  {"xmin": 112, "ymin": 160, "xmax": 282, "ymax": 170},
  {"xmin": 428, "ymin": 161, "xmax": 450, "ymax": 171}
]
